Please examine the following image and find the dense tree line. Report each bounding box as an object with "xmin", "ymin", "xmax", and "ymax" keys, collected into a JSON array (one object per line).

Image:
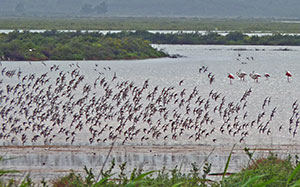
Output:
[
  {"xmin": 0, "ymin": 31, "xmax": 167, "ymax": 61},
  {"xmin": 107, "ymin": 30, "xmax": 300, "ymax": 46}
]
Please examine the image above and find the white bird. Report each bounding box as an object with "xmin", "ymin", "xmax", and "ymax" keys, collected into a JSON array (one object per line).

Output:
[
  {"xmin": 249, "ymin": 71, "xmax": 261, "ymax": 83},
  {"xmin": 236, "ymin": 69, "xmax": 247, "ymax": 81}
]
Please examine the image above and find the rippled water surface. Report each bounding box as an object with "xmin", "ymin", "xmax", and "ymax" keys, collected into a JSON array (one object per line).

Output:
[{"xmin": 1, "ymin": 44, "xmax": 300, "ymax": 180}]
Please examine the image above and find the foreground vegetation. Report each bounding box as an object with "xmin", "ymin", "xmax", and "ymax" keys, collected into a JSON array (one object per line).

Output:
[
  {"xmin": 1, "ymin": 148, "xmax": 300, "ymax": 186},
  {"xmin": 0, "ymin": 30, "xmax": 167, "ymax": 61},
  {"xmin": 1, "ymin": 17, "xmax": 300, "ymax": 33}
]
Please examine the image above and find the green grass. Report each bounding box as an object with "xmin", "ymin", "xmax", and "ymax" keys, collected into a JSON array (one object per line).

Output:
[
  {"xmin": 223, "ymin": 153, "xmax": 300, "ymax": 187},
  {"xmin": 1, "ymin": 148, "xmax": 300, "ymax": 186},
  {"xmin": 1, "ymin": 17, "xmax": 300, "ymax": 33}
]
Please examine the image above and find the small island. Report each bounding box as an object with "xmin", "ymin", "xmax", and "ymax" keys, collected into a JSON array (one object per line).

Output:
[
  {"xmin": 0, "ymin": 30, "xmax": 168, "ymax": 61},
  {"xmin": 2, "ymin": 30, "xmax": 300, "ymax": 61}
]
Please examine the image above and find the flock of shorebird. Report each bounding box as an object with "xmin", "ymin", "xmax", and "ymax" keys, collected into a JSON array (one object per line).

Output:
[{"xmin": 0, "ymin": 59, "xmax": 298, "ymax": 146}]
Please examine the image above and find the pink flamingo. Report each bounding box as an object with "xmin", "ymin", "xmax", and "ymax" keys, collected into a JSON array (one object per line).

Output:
[
  {"xmin": 236, "ymin": 69, "xmax": 247, "ymax": 81},
  {"xmin": 228, "ymin": 73, "xmax": 234, "ymax": 84},
  {"xmin": 249, "ymin": 71, "xmax": 261, "ymax": 83},
  {"xmin": 286, "ymin": 71, "xmax": 292, "ymax": 82},
  {"xmin": 264, "ymin": 73, "xmax": 270, "ymax": 80}
]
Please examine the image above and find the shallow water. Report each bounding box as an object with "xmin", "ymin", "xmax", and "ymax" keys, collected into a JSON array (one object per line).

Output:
[
  {"xmin": 2, "ymin": 44, "xmax": 299, "ymax": 146},
  {"xmin": 0, "ymin": 44, "xmax": 300, "ymax": 181}
]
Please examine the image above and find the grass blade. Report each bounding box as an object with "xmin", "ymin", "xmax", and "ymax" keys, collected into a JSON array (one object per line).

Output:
[
  {"xmin": 171, "ymin": 181, "xmax": 185, "ymax": 187},
  {"xmin": 92, "ymin": 173, "xmax": 115, "ymax": 187},
  {"xmin": 290, "ymin": 179, "xmax": 300, "ymax": 187},
  {"xmin": 253, "ymin": 177, "xmax": 274, "ymax": 187},
  {"xmin": 222, "ymin": 144, "xmax": 236, "ymax": 182},
  {"xmin": 286, "ymin": 163, "xmax": 300, "ymax": 186},
  {"xmin": 241, "ymin": 174, "xmax": 266, "ymax": 187},
  {"xmin": 97, "ymin": 140, "xmax": 116, "ymax": 181},
  {"xmin": 125, "ymin": 170, "xmax": 157, "ymax": 187},
  {"xmin": 133, "ymin": 170, "xmax": 157, "ymax": 182}
]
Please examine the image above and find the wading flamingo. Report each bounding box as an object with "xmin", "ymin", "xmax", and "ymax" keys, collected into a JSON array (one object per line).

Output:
[
  {"xmin": 286, "ymin": 71, "xmax": 292, "ymax": 82},
  {"xmin": 228, "ymin": 73, "xmax": 234, "ymax": 84},
  {"xmin": 264, "ymin": 73, "xmax": 270, "ymax": 80},
  {"xmin": 249, "ymin": 71, "xmax": 261, "ymax": 83},
  {"xmin": 236, "ymin": 69, "xmax": 247, "ymax": 81}
]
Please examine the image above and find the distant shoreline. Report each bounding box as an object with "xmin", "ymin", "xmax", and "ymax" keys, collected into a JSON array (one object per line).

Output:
[{"xmin": 1, "ymin": 17, "xmax": 300, "ymax": 33}]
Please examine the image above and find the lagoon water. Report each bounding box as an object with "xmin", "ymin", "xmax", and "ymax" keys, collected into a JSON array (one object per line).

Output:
[{"xmin": 1, "ymin": 44, "xmax": 300, "ymax": 181}]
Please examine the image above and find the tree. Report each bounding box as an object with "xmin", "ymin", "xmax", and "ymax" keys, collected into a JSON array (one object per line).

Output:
[{"xmin": 225, "ymin": 32, "xmax": 245, "ymax": 42}]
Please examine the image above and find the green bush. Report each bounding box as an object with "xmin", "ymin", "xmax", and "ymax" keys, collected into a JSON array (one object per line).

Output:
[
  {"xmin": 223, "ymin": 153, "xmax": 300, "ymax": 187},
  {"xmin": 0, "ymin": 31, "xmax": 169, "ymax": 61}
]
